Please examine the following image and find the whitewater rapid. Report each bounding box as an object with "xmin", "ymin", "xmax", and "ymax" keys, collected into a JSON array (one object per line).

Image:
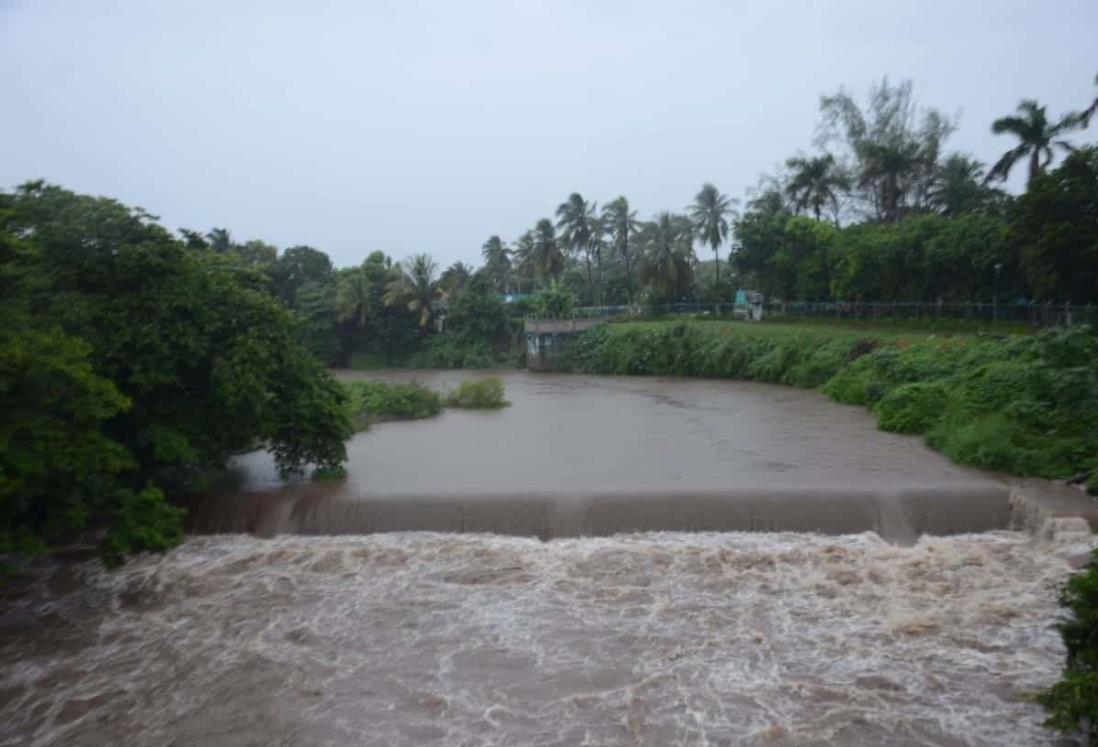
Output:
[{"xmin": 0, "ymin": 531, "xmax": 1076, "ymax": 746}]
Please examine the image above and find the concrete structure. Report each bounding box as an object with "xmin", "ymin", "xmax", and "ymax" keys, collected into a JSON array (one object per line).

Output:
[{"xmin": 524, "ymin": 318, "xmax": 602, "ymax": 371}]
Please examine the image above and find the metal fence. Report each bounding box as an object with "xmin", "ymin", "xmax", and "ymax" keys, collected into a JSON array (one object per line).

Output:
[{"xmin": 563, "ymin": 301, "xmax": 1096, "ymax": 327}]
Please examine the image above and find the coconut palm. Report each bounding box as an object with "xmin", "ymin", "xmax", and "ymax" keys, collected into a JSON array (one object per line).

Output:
[
  {"xmin": 555, "ymin": 193, "xmax": 595, "ymax": 302},
  {"xmin": 602, "ymin": 197, "xmax": 641, "ymax": 302},
  {"xmin": 588, "ymin": 209, "xmax": 608, "ymax": 304},
  {"xmin": 439, "ymin": 261, "xmax": 473, "ymax": 298},
  {"xmin": 511, "ymin": 230, "xmax": 537, "ymax": 292},
  {"xmin": 531, "ymin": 219, "xmax": 564, "ymax": 283},
  {"xmin": 926, "ymin": 154, "xmax": 1001, "ymax": 216},
  {"xmin": 638, "ymin": 212, "xmax": 694, "ymax": 301},
  {"xmin": 987, "ymin": 100, "xmax": 1081, "ymax": 187},
  {"xmin": 480, "ymin": 235, "xmax": 512, "ymax": 293},
  {"xmin": 383, "ymin": 253, "xmax": 440, "ymax": 330},
  {"xmin": 784, "ymin": 154, "xmax": 849, "ymax": 223},
  {"xmin": 688, "ymin": 183, "xmax": 737, "ymax": 285},
  {"xmin": 335, "ymin": 266, "xmax": 371, "ymax": 327}
]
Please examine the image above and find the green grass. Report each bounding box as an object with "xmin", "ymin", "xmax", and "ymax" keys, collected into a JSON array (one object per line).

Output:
[{"xmin": 560, "ymin": 320, "xmax": 1098, "ymax": 482}]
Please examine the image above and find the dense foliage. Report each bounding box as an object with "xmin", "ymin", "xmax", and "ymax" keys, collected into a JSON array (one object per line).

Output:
[
  {"xmin": 1, "ymin": 184, "xmax": 351, "ymax": 563},
  {"xmin": 560, "ymin": 322, "xmax": 1098, "ymax": 482},
  {"xmin": 1039, "ymin": 549, "xmax": 1098, "ymax": 737}
]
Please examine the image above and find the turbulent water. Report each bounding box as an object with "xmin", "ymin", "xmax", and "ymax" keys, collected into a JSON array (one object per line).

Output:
[{"xmin": 0, "ymin": 531, "xmax": 1075, "ymax": 746}]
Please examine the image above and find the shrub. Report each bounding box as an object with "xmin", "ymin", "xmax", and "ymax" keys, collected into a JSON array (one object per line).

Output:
[
  {"xmin": 1039, "ymin": 549, "xmax": 1098, "ymax": 739},
  {"xmin": 344, "ymin": 380, "xmax": 442, "ymax": 430},
  {"xmin": 444, "ymin": 377, "xmax": 509, "ymax": 409},
  {"xmin": 875, "ymin": 382, "xmax": 950, "ymax": 433}
]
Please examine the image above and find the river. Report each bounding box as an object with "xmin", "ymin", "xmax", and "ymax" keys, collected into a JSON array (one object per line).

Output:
[{"xmin": 0, "ymin": 371, "xmax": 1083, "ymax": 746}]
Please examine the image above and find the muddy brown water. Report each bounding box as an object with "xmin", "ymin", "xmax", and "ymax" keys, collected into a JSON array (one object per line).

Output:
[
  {"xmin": 1, "ymin": 372, "xmax": 1085, "ymax": 746},
  {"xmin": 186, "ymin": 371, "xmax": 1014, "ymax": 542}
]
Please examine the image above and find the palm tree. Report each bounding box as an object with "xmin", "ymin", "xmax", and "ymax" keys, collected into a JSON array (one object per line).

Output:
[
  {"xmin": 588, "ymin": 209, "xmax": 607, "ymax": 305},
  {"xmin": 439, "ymin": 261, "xmax": 473, "ymax": 298},
  {"xmin": 206, "ymin": 227, "xmax": 233, "ymax": 253},
  {"xmin": 927, "ymin": 154, "xmax": 999, "ymax": 216},
  {"xmin": 511, "ymin": 230, "xmax": 537, "ymax": 293},
  {"xmin": 1072, "ymin": 73, "xmax": 1098, "ymax": 128},
  {"xmin": 481, "ymin": 235, "xmax": 512, "ymax": 293},
  {"xmin": 987, "ymin": 100, "xmax": 1081, "ymax": 187},
  {"xmin": 638, "ymin": 213, "xmax": 694, "ymax": 302},
  {"xmin": 335, "ymin": 266, "xmax": 371, "ymax": 327},
  {"xmin": 602, "ymin": 197, "xmax": 641, "ymax": 302},
  {"xmin": 784, "ymin": 154, "xmax": 849, "ymax": 223},
  {"xmin": 555, "ymin": 193, "xmax": 595, "ymax": 303},
  {"xmin": 383, "ymin": 254, "xmax": 440, "ymax": 330},
  {"xmin": 531, "ymin": 219, "xmax": 564, "ymax": 283},
  {"xmin": 688, "ymin": 183, "xmax": 737, "ymax": 286}
]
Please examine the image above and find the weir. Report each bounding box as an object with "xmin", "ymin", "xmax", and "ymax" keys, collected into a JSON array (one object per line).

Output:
[{"xmin": 187, "ymin": 371, "xmax": 1098, "ymax": 545}]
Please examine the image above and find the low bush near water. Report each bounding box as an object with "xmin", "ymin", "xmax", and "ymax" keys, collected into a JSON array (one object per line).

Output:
[
  {"xmin": 561, "ymin": 321, "xmax": 1098, "ymax": 482},
  {"xmin": 444, "ymin": 377, "xmax": 510, "ymax": 409},
  {"xmin": 1038, "ymin": 547, "xmax": 1098, "ymax": 739},
  {"xmin": 343, "ymin": 380, "xmax": 442, "ymax": 430}
]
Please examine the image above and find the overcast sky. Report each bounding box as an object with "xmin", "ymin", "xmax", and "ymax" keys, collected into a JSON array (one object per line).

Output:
[{"xmin": 2, "ymin": 0, "xmax": 1096, "ymax": 268}]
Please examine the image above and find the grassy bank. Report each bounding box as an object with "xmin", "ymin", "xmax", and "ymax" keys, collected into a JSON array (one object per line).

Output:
[{"xmin": 560, "ymin": 321, "xmax": 1098, "ymax": 490}]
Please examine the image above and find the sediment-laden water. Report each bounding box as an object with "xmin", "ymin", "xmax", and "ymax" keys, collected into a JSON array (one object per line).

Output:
[{"xmin": 0, "ymin": 531, "xmax": 1074, "ymax": 746}]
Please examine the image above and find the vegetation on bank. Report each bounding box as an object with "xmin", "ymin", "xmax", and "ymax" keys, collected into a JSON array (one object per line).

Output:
[
  {"xmin": 1, "ymin": 185, "xmax": 352, "ymax": 565},
  {"xmin": 343, "ymin": 376, "xmax": 509, "ymax": 431},
  {"xmin": 560, "ymin": 321, "xmax": 1098, "ymax": 485},
  {"xmin": 1040, "ymin": 548, "xmax": 1098, "ymax": 737}
]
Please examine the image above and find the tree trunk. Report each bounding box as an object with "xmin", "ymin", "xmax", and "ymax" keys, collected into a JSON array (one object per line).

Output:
[
  {"xmin": 1027, "ymin": 148, "xmax": 1041, "ymax": 188},
  {"xmin": 624, "ymin": 236, "xmax": 634, "ymax": 303},
  {"xmin": 584, "ymin": 250, "xmax": 593, "ymax": 305},
  {"xmin": 713, "ymin": 246, "xmax": 720, "ymax": 287}
]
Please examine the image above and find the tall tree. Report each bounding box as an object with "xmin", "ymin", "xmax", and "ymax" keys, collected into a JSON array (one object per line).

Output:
[
  {"xmin": 784, "ymin": 154, "xmax": 849, "ymax": 222},
  {"xmin": 588, "ymin": 209, "xmax": 607, "ymax": 305},
  {"xmin": 206, "ymin": 227, "xmax": 233, "ymax": 253},
  {"xmin": 383, "ymin": 254, "xmax": 441, "ymax": 330},
  {"xmin": 638, "ymin": 213, "xmax": 695, "ymax": 301},
  {"xmin": 602, "ymin": 197, "xmax": 641, "ymax": 302},
  {"xmin": 439, "ymin": 261, "xmax": 473, "ymax": 298},
  {"xmin": 481, "ymin": 235, "xmax": 512, "ymax": 293},
  {"xmin": 1011, "ymin": 146, "xmax": 1098, "ymax": 302},
  {"xmin": 531, "ymin": 219, "xmax": 565, "ymax": 283},
  {"xmin": 926, "ymin": 154, "xmax": 1001, "ymax": 216},
  {"xmin": 818, "ymin": 78, "xmax": 954, "ymax": 221},
  {"xmin": 987, "ymin": 100, "xmax": 1081, "ymax": 187},
  {"xmin": 689, "ymin": 183, "xmax": 736, "ymax": 286},
  {"xmin": 555, "ymin": 193, "xmax": 595, "ymax": 303},
  {"xmin": 511, "ymin": 230, "xmax": 537, "ymax": 292}
]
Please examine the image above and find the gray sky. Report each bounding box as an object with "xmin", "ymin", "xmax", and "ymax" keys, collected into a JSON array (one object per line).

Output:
[{"xmin": 2, "ymin": 0, "xmax": 1096, "ymax": 268}]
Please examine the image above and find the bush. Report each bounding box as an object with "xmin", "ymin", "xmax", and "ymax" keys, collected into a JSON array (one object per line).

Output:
[
  {"xmin": 875, "ymin": 382, "xmax": 950, "ymax": 433},
  {"xmin": 344, "ymin": 380, "xmax": 442, "ymax": 430},
  {"xmin": 1039, "ymin": 549, "xmax": 1098, "ymax": 739},
  {"xmin": 444, "ymin": 377, "xmax": 509, "ymax": 409}
]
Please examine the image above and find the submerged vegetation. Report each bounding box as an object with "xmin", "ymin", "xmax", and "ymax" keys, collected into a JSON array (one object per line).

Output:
[
  {"xmin": 344, "ymin": 376, "xmax": 509, "ymax": 431},
  {"xmin": 343, "ymin": 381, "xmax": 442, "ymax": 431},
  {"xmin": 444, "ymin": 377, "xmax": 510, "ymax": 409},
  {"xmin": 561, "ymin": 322, "xmax": 1098, "ymax": 484}
]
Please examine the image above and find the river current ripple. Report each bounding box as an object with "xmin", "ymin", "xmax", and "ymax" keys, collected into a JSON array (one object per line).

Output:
[{"xmin": 0, "ymin": 531, "xmax": 1074, "ymax": 746}]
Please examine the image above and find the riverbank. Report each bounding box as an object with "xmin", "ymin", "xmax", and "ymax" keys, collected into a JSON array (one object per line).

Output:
[{"xmin": 556, "ymin": 322, "xmax": 1098, "ymax": 492}]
